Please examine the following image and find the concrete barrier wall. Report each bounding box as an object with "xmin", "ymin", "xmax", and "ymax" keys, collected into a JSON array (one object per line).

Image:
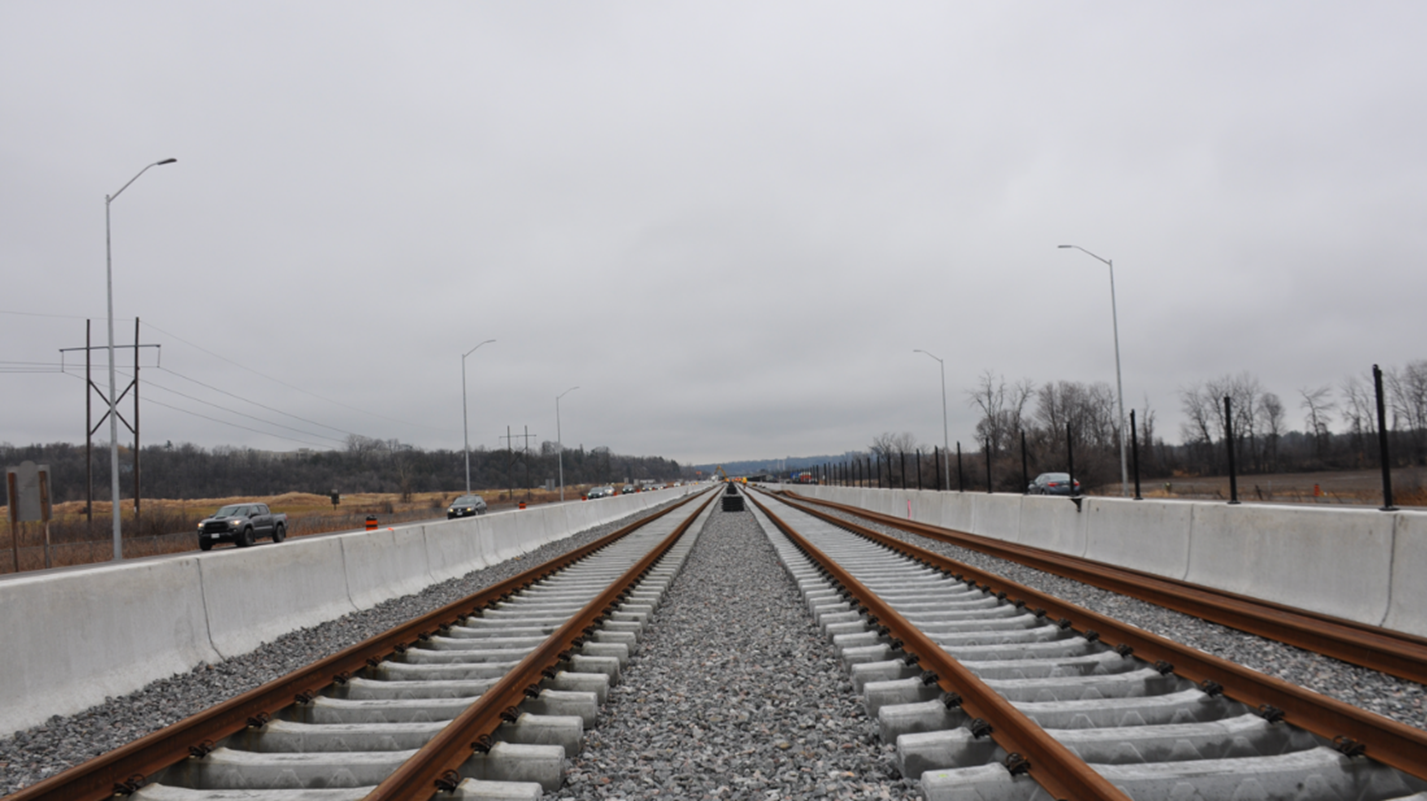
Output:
[
  {"xmin": 1183, "ymin": 504, "xmax": 1394, "ymax": 625},
  {"xmin": 1384, "ymin": 512, "xmax": 1427, "ymax": 635},
  {"xmin": 772, "ymin": 483, "xmax": 1427, "ymax": 637},
  {"xmin": 0, "ymin": 485, "xmax": 704, "ymax": 737},
  {"xmin": 0, "ymin": 557, "xmax": 219, "ymax": 740},
  {"xmin": 1081, "ymin": 497, "xmax": 1193, "ymax": 578},
  {"xmin": 202, "ymin": 535, "xmax": 356, "ymax": 658}
]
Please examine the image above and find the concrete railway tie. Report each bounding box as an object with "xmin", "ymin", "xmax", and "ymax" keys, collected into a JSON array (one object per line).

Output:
[{"xmin": 748, "ymin": 490, "xmax": 1427, "ymax": 801}]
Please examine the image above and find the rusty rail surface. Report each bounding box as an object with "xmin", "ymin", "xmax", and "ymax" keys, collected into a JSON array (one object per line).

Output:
[
  {"xmin": 746, "ymin": 491, "xmax": 1134, "ymax": 801},
  {"xmin": 783, "ymin": 490, "xmax": 1427, "ymax": 685},
  {"xmin": 757, "ymin": 487, "xmax": 1427, "ymax": 782},
  {"xmin": 367, "ymin": 489, "xmax": 717, "ymax": 799},
  {"xmin": 5, "ymin": 491, "xmax": 711, "ymax": 801}
]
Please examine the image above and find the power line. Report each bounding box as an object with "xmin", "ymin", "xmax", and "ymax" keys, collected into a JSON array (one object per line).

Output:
[
  {"xmin": 0, "ymin": 360, "xmax": 64, "ymax": 374},
  {"xmin": 63, "ymin": 366, "xmax": 347, "ymax": 446},
  {"xmin": 131, "ymin": 373, "xmax": 349, "ymax": 445},
  {"xmin": 155, "ymin": 366, "xmax": 360, "ymax": 438},
  {"xmin": 140, "ymin": 319, "xmax": 457, "ymax": 435},
  {"xmin": 0, "ymin": 309, "xmax": 90, "ymax": 320},
  {"xmin": 139, "ymin": 397, "xmax": 333, "ymax": 449}
]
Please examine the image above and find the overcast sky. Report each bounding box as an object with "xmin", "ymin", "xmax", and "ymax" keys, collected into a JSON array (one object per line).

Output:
[{"xmin": 3, "ymin": 2, "xmax": 1425, "ymax": 467}]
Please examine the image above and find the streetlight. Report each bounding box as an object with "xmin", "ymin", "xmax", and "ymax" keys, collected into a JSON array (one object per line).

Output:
[
  {"xmin": 913, "ymin": 349, "xmax": 950, "ymax": 491},
  {"xmin": 105, "ymin": 157, "xmax": 176, "ymax": 560},
  {"xmin": 461, "ymin": 339, "xmax": 496, "ymax": 493},
  {"xmin": 556, "ymin": 386, "xmax": 580, "ymax": 502},
  {"xmin": 1058, "ymin": 244, "xmax": 1128, "ymax": 497}
]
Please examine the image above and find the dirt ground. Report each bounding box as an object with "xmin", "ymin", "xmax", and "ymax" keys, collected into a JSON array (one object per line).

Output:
[
  {"xmin": 1104, "ymin": 466, "xmax": 1427, "ymax": 507},
  {"xmin": 1, "ymin": 482, "xmax": 671, "ymax": 574}
]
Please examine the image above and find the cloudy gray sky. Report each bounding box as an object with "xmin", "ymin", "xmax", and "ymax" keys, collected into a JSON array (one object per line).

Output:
[{"xmin": 3, "ymin": 2, "xmax": 1424, "ymax": 467}]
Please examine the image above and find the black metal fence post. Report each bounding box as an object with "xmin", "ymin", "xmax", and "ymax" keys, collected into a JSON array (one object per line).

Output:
[
  {"xmin": 900, "ymin": 450, "xmax": 907, "ymax": 489},
  {"xmin": 1020, "ymin": 431, "xmax": 1029, "ymax": 495},
  {"xmin": 1130, "ymin": 409, "xmax": 1143, "ymax": 500},
  {"xmin": 957, "ymin": 442, "xmax": 964, "ymax": 492},
  {"xmin": 916, "ymin": 449, "xmax": 923, "ymax": 490},
  {"xmin": 985, "ymin": 439, "xmax": 993, "ymax": 494},
  {"xmin": 934, "ymin": 446, "xmax": 942, "ymax": 492},
  {"xmin": 1066, "ymin": 422, "xmax": 1076, "ymax": 498},
  {"xmin": 1224, "ymin": 395, "xmax": 1239, "ymax": 505},
  {"xmin": 1374, "ymin": 364, "xmax": 1398, "ymax": 510}
]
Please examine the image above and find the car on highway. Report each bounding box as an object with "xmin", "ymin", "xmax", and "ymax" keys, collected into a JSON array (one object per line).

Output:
[
  {"xmin": 198, "ymin": 503, "xmax": 287, "ymax": 550},
  {"xmin": 620, "ymin": 485, "xmax": 637, "ymax": 495},
  {"xmin": 1028, "ymin": 472, "xmax": 1081, "ymax": 496},
  {"xmin": 447, "ymin": 494, "xmax": 488, "ymax": 518},
  {"xmin": 587, "ymin": 485, "xmax": 615, "ymax": 499}
]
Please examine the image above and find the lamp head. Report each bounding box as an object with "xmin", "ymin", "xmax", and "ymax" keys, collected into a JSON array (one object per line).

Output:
[
  {"xmin": 1057, "ymin": 244, "xmax": 1073, "ymax": 249},
  {"xmin": 157, "ymin": 158, "xmax": 177, "ymax": 165}
]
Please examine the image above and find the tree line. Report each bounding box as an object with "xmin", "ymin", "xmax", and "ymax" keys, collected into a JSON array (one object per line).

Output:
[
  {"xmin": 0, "ymin": 435, "xmax": 686, "ymax": 506},
  {"xmin": 847, "ymin": 360, "xmax": 1427, "ymax": 493}
]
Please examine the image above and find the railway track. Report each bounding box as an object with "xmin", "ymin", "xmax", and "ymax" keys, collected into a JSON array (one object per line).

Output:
[
  {"xmin": 746, "ymin": 487, "xmax": 1427, "ymax": 801},
  {"xmin": 780, "ymin": 489, "xmax": 1427, "ymax": 686},
  {"xmin": 6, "ymin": 489, "xmax": 718, "ymax": 801}
]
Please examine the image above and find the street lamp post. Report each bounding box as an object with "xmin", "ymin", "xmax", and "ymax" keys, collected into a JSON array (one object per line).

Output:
[
  {"xmin": 105, "ymin": 158, "xmax": 176, "ymax": 560},
  {"xmin": 556, "ymin": 386, "xmax": 580, "ymax": 502},
  {"xmin": 913, "ymin": 349, "xmax": 951, "ymax": 491},
  {"xmin": 462, "ymin": 339, "xmax": 496, "ymax": 493},
  {"xmin": 1058, "ymin": 244, "xmax": 1128, "ymax": 496}
]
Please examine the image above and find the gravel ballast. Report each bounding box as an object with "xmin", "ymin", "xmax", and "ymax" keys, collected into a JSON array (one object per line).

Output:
[
  {"xmin": 0, "ymin": 502, "xmax": 685, "ymax": 795},
  {"xmin": 554, "ymin": 502, "xmax": 913, "ymax": 800},
  {"xmin": 801, "ymin": 494, "xmax": 1427, "ymax": 733}
]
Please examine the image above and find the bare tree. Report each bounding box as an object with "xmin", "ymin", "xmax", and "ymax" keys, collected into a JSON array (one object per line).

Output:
[
  {"xmin": 1258, "ymin": 392, "xmax": 1284, "ymax": 471},
  {"xmin": 965, "ymin": 372, "xmax": 1033, "ymax": 461},
  {"xmin": 1386, "ymin": 360, "xmax": 1427, "ymax": 464},
  {"xmin": 1340, "ymin": 373, "xmax": 1376, "ymax": 462},
  {"xmin": 1299, "ymin": 385, "xmax": 1334, "ymax": 459},
  {"xmin": 870, "ymin": 432, "xmax": 919, "ymax": 458},
  {"xmin": 870, "ymin": 432, "xmax": 920, "ymax": 486}
]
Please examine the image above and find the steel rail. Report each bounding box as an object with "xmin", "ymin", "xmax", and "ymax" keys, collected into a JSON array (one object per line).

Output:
[
  {"xmin": 368, "ymin": 489, "xmax": 718, "ymax": 800},
  {"xmin": 745, "ymin": 491, "xmax": 1134, "ymax": 801},
  {"xmin": 784, "ymin": 490, "xmax": 1427, "ymax": 685},
  {"xmin": 4, "ymin": 491, "xmax": 709, "ymax": 801},
  {"xmin": 757, "ymin": 488, "xmax": 1427, "ymax": 782}
]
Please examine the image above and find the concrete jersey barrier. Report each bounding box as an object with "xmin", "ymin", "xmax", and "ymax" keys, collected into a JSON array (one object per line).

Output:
[
  {"xmin": 0, "ymin": 485, "xmax": 703, "ymax": 737},
  {"xmin": 773, "ymin": 483, "xmax": 1427, "ymax": 638}
]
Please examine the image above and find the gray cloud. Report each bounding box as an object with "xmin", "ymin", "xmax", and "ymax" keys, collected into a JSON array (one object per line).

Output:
[{"xmin": 3, "ymin": 1, "xmax": 1424, "ymax": 466}]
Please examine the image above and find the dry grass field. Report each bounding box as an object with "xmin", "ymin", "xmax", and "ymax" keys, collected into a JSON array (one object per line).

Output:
[
  {"xmin": 0, "ymin": 482, "xmax": 654, "ymax": 575},
  {"xmin": 1105, "ymin": 466, "xmax": 1427, "ymax": 507}
]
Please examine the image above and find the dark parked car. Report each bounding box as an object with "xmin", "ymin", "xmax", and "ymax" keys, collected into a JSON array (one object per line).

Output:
[
  {"xmin": 1029, "ymin": 472, "xmax": 1081, "ymax": 496},
  {"xmin": 197, "ymin": 503, "xmax": 287, "ymax": 550},
  {"xmin": 447, "ymin": 494, "xmax": 488, "ymax": 518}
]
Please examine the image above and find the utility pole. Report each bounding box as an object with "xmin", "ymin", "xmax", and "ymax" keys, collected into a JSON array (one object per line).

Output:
[
  {"xmin": 60, "ymin": 319, "xmax": 159, "ymax": 533},
  {"xmin": 499, "ymin": 426, "xmax": 514, "ymax": 501},
  {"xmin": 498, "ymin": 426, "xmax": 539, "ymax": 501},
  {"xmin": 522, "ymin": 425, "xmax": 536, "ymax": 499}
]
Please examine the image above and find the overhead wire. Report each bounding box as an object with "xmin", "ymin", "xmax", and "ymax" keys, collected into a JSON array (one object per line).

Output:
[
  {"xmin": 140, "ymin": 319, "xmax": 456, "ymax": 435},
  {"xmin": 0, "ymin": 360, "xmax": 65, "ymax": 374},
  {"xmin": 154, "ymin": 366, "xmax": 359, "ymax": 438},
  {"xmin": 129, "ymin": 374, "xmax": 348, "ymax": 445},
  {"xmin": 139, "ymin": 397, "xmax": 333, "ymax": 450},
  {"xmin": 62, "ymin": 366, "xmax": 344, "ymax": 449}
]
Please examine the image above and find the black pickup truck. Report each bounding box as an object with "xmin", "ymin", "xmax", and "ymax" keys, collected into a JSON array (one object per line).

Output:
[{"xmin": 197, "ymin": 503, "xmax": 288, "ymax": 550}]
